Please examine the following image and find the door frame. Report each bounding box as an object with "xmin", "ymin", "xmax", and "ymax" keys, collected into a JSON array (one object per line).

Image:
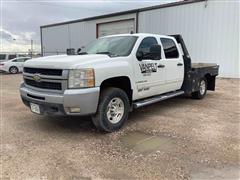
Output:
[{"xmin": 96, "ymin": 18, "xmax": 135, "ymax": 38}]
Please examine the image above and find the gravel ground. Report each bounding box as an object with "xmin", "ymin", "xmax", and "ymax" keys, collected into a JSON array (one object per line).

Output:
[{"xmin": 1, "ymin": 74, "xmax": 239, "ymax": 180}]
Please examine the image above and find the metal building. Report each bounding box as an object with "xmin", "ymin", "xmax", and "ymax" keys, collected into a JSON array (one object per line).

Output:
[{"xmin": 40, "ymin": 0, "xmax": 239, "ymax": 78}]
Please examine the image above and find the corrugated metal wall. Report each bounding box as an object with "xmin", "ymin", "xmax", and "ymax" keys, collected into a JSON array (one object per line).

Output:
[
  {"xmin": 41, "ymin": 13, "xmax": 136, "ymax": 56},
  {"xmin": 41, "ymin": 24, "xmax": 70, "ymax": 55},
  {"xmin": 138, "ymin": 1, "xmax": 239, "ymax": 78},
  {"xmin": 41, "ymin": 1, "xmax": 239, "ymax": 78}
]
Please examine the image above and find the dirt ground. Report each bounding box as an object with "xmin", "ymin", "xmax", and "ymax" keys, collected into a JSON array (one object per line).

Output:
[{"xmin": 1, "ymin": 74, "xmax": 239, "ymax": 180}]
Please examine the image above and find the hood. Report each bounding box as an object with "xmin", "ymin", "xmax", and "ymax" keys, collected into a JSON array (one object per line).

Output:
[{"xmin": 24, "ymin": 54, "xmax": 111, "ymax": 69}]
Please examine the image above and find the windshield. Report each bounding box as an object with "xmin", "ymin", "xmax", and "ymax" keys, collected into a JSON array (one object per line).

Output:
[{"xmin": 80, "ymin": 36, "xmax": 138, "ymax": 57}]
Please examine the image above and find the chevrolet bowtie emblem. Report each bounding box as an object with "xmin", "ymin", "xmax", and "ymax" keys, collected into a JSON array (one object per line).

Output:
[{"xmin": 33, "ymin": 74, "xmax": 41, "ymax": 82}]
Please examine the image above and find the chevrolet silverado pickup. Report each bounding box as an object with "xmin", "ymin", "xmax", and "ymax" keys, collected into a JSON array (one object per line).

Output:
[{"xmin": 20, "ymin": 33, "xmax": 219, "ymax": 132}]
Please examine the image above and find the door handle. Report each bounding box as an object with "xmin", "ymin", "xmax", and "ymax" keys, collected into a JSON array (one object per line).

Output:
[
  {"xmin": 177, "ymin": 63, "xmax": 183, "ymax": 66},
  {"xmin": 158, "ymin": 64, "xmax": 165, "ymax": 68}
]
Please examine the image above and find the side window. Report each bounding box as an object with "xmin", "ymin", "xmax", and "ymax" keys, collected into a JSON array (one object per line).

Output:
[
  {"xmin": 137, "ymin": 37, "xmax": 158, "ymax": 59},
  {"xmin": 160, "ymin": 38, "xmax": 179, "ymax": 59},
  {"xmin": 12, "ymin": 60, "xmax": 17, "ymax": 62},
  {"xmin": 8, "ymin": 54, "xmax": 17, "ymax": 60},
  {"xmin": 0, "ymin": 54, "xmax": 6, "ymax": 60}
]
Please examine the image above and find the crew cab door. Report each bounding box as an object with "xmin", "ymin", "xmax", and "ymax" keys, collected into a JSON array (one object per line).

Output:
[
  {"xmin": 133, "ymin": 37, "xmax": 166, "ymax": 99},
  {"xmin": 160, "ymin": 37, "xmax": 184, "ymax": 91}
]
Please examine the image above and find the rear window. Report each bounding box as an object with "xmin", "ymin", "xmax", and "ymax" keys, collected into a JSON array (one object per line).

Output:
[
  {"xmin": 12, "ymin": 59, "xmax": 22, "ymax": 62},
  {"xmin": 160, "ymin": 38, "xmax": 179, "ymax": 59}
]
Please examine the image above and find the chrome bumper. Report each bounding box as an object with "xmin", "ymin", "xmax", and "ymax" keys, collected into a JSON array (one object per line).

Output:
[{"xmin": 20, "ymin": 83, "xmax": 100, "ymax": 115}]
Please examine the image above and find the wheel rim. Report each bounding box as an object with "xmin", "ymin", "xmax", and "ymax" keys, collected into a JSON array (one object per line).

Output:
[
  {"xmin": 10, "ymin": 67, "xmax": 17, "ymax": 73},
  {"xmin": 200, "ymin": 80, "xmax": 206, "ymax": 95},
  {"xmin": 106, "ymin": 97, "xmax": 125, "ymax": 124}
]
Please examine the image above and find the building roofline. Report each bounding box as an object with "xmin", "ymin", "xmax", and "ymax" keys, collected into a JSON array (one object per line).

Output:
[{"xmin": 40, "ymin": 0, "xmax": 204, "ymax": 28}]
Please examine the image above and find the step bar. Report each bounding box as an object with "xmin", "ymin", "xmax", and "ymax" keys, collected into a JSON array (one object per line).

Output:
[{"xmin": 133, "ymin": 90, "xmax": 184, "ymax": 108}]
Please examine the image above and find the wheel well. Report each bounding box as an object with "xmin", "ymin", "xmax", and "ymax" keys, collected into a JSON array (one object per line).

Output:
[
  {"xmin": 204, "ymin": 73, "xmax": 216, "ymax": 91},
  {"xmin": 100, "ymin": 76, "xmax": 132, "ymax": 102},
  {"xmin": 9, "ymin": 66, "xmax": 18, "ymax": 71}
]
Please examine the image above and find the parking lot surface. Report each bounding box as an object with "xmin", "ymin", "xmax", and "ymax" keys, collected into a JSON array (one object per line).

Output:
[{"xmin": 1, "ymin": 74, "xmax": 239, "ymax": 179}]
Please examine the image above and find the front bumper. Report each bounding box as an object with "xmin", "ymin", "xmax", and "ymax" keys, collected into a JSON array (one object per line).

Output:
[{"xmin": 20, "ymin": 83, "xmax": 100, "ymax": 116}]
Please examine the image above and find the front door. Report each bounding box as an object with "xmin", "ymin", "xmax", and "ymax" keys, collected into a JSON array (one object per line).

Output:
[{"xmin": 133, "ymin": 37, "xmax": 166, "ymax": 99}]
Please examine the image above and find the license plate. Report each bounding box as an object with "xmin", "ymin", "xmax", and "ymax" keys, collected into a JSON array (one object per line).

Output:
[{"xmin": 30, "ymin": 103, "xmax": 40, "ymax": 114}]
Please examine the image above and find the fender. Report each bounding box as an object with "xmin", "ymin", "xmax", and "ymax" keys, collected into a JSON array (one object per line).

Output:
[{"xmin": 93, "ymin": 58, "xmax": 136, "ymax": 91}]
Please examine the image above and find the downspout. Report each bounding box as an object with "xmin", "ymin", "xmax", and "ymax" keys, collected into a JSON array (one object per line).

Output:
[
  {"xmin": 68, "ymin": 24, "xmax": 71, "ymax": 49},
  {"xmin": 135, "ymin": 11, "xmax": 139, "ymax": 33},
  {"xmin": 40, "ymin": 27, "xmax": 43, "ymax": 56}
]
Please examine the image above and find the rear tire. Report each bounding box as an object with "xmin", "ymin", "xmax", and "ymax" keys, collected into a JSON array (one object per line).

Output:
[
  {"xmin": 192, "ymin": 77, "xmax": 207, "ymax": 99},
  {"xmin": 9, "ymin": 66, "xmax": 19, "ymax": 74},
  {"xmin": 92, "ymin": 88, "xmax": 130, "ymax": 132}
]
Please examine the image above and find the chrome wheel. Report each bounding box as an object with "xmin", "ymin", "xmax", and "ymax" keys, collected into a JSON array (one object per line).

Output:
[
  {"xmin": 107, "ymin": 97, "xmax": 125, "ymax": 124},
  {"xmin": 199, "ymin": 80, "xmax": 206, "ymax": 95},
  {"xmin": 10, "ymin": 67, "xmax": 18, "ymax": 74}
]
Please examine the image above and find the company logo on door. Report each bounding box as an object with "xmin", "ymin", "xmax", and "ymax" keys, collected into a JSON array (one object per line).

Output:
[{"xmin": 139, "ymin": 62, "xmax": 157, "ymax": 74}]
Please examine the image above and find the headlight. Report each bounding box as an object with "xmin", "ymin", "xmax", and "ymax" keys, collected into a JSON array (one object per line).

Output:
[{"xmin": 68, "ymin": 69, "xmax": 95, "ymax": 88}]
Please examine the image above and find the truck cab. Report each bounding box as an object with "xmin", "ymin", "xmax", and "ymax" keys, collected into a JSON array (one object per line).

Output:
[
  {"xmin": 133, "ymin": 35, "xmax": 184, "ymax": 99},
  {"xmin": 20, "ymin": 33, "xmax": 219, "ymax": 132}
]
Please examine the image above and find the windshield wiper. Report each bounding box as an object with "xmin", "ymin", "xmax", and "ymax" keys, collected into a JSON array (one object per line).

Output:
[{"xmin": 96, "ymin": 52, "xmax": 113, "ymax": 57}]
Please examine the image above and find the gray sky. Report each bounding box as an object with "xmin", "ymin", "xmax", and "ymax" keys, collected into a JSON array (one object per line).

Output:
[{"xmin": 0, "ymin": 0, "xmax": 178, "ymax": 53}]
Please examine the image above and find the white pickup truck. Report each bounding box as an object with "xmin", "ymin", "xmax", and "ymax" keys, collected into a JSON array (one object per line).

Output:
[{"xmin": 20, "ymin": 33, "xmax": 219, "ymax": 132}]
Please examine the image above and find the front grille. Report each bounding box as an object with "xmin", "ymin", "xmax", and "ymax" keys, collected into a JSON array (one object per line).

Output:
[
  {"xmin": 24, "ymin": 67, "xmax": 62, "ymax": 76},
  {"xmin": 25, "ymin": 79, "xmax": 62, "ymax": 90}
]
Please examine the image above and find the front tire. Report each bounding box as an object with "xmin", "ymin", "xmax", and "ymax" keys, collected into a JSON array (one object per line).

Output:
[
  {"xmin": 9, "ymin": 66, "xmax": 19, "ymax": 74},
  {"xmin": 192, "ymin": 77, "xmax": 207, "ymax": 99},
  {"xmin": 92, "ymin": 88, "xmax": 130, "ymax": 132}
]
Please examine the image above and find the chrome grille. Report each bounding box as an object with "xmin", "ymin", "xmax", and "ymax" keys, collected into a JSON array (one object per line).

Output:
[
  {"xmin": 24, "ymin": 67, "xmax": 62, "ymax": 76},
  {"xmin": 23, "ymin": 68, "xmax": 68, "ymax": 92},
  {"xmin": 25, "ymin": 79, "xmax": 62, "ymax": 90}
]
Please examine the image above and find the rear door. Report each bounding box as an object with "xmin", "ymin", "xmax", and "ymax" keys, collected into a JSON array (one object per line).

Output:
[
  {"xmin": 160, "ymin": 37, "xmax": 184, "ymax": 91},
  {"xmin": 133, "ymin": 36, "xmax": 166, "ymax": 99}
]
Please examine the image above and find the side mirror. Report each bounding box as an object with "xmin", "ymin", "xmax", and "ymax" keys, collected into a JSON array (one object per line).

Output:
[
  {"xmin": 136, "ymin": 51, "xmax": 144, "ymax": 61},
  {"xmin": 149, "ymin": 44, "xmax": 161, "ymax": 60},
  {"xmin": 77, "ymin": 48, "xmax": 81, "ymax": 55}
]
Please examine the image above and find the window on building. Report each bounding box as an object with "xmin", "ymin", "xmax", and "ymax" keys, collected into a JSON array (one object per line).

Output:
[{"xmin": 160, "ymin": 38, "xmax": 179, "ymax": 59}]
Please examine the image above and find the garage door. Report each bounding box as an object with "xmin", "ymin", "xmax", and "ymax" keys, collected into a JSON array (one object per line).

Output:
[{"xmin": 97, "ymin": 19, "xmax": 135, "ymax": 37}]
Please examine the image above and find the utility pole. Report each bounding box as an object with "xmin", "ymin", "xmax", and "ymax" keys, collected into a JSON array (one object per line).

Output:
[{"xmin": 31, "ymin": 39, "xmax": 33, "ymax": 58}]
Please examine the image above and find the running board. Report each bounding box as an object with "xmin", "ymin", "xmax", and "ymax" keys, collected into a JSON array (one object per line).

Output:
[{"xmin": 133, "ymin": 90, "xmax": 184, "ymax": 108}]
